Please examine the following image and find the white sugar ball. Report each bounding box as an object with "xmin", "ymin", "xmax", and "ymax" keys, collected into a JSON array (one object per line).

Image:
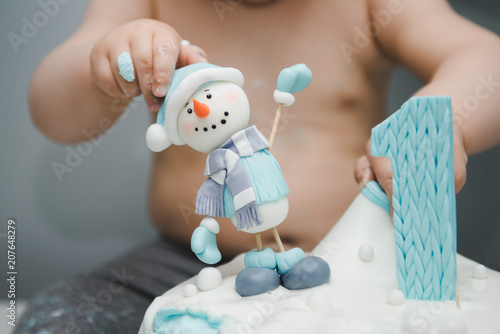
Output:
[
  {"xmin": 358, "ymin": 244, "xmax": 374, "ymax": 262},
  {"xmin": 307, "ymin": 290, "xmax": 332, "ymax": 310},
  {"xmin": 472, "ymin": 264, "xmax": 487, "ymax": 280},
  {"xmin": 439, "ymin": 319, "xmax": 468, "ymax": 334},
  {"xmin": 387, "ymin": 289, "xmax": 405, "ymax": 306},
  {"xmin": 197, "ymin": 267, "xmax": 223, "ymax": 291},
  {"xmin": 183, "ymin": 284, "xmax": 198, "ymax": 298}
]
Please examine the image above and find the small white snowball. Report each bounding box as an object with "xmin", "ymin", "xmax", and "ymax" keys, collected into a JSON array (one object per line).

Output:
[
  {"xmin": 439, "ymin": 319, "xmax": 468, "ymax": 334},
  {"xmin": 472, "ymin": 264, "xmax": 487, "ymax": 280},
  {"xmin": 197, "ymin": 267, "xmax": 223, "ymax": 291},
  {"xmin": 387, "ymin": 289, "xmax": 405, "ymax": 306},
  {"xmin": 307, "ymin": 290, "xmax": 332, "ymax": 310},
  {"xmin": 183, "ymin": 284, "xmax": 198, "ymax": 298},
  {"xmin": 358, "ymin": 244, "xmax": 374, "ymax": 262}
]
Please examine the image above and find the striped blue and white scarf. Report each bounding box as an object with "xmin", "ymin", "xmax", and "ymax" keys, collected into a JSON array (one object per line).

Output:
[{"xmin": 195, "ymin": 126, "xmax": 269, "ymax": 230}]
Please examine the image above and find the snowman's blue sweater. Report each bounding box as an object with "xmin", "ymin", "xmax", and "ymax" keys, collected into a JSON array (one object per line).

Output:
[{"xmin": 223, "ymin": 149, "xmax": 289, "ymax": 218}]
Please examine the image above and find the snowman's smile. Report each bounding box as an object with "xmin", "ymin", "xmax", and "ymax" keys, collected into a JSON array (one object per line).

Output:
[
  {"xmin": 176, "ymin": 82, "xmax": 250, "ymax": 153},
  {"xmin": 194, "ymin": 111, "xmax": 230, "ymax": 133}
]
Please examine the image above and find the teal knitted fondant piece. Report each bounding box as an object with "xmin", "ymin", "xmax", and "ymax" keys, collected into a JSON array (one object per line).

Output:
[
  {"xmin": 362, "ymin": 181, "xmax": 391, "ymax": 214},
  {"xmin": 371, "ymin": 96, "xmax": 457, "ymax": 301}
]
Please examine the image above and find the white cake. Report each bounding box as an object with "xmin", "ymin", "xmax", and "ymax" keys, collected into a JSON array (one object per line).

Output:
[{"xmin": 139, "ymin": 192, "xmax": 500, "ymax": 334}]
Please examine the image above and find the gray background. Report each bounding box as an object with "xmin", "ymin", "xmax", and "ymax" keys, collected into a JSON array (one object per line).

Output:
[{"xmin": 0, "ymin": 0, "xmax": 499, "ymax": 299}]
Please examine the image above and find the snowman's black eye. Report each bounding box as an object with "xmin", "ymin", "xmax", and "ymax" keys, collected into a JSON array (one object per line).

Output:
[
  {"xmin": 206, "ymin": 94, "xmax": 212, "ymax": 99},
  {"xmin": 187, "ymin": 108, "xmax": 193, "ymax": 114}
]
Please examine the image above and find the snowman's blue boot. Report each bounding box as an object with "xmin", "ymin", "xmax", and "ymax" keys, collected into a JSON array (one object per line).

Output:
[
  {"xmin": 244, "ymin": 247, "xmax": 276, "ymax": 270},
  {"xmin": 275, "ymin": 247, "xmax": 305, "ymax": 275}
]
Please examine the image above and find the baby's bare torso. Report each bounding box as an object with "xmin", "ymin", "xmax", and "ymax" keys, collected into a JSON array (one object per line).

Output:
[{"xmin": 149, "ymin": 0, "xmax": 392, "ymax": 256}]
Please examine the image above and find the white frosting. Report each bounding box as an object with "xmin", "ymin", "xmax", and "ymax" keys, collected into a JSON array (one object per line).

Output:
[
  {"xmin": 306, "ymin": 290, "xmax": 332, "ymax": 310},
  {"xmin": 139, "ymin": 193, "xmax": 500, "ymax": 334},
  {"xmin": 439, "ymin": 319, "xmax": 468, "ymax": 334}
]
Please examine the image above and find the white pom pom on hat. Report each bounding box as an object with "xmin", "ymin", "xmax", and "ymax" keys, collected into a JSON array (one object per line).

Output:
[
  {"xmin": 145, "ymin": 63, "xmax": 244, "ymax": 152},
  {"xmin": 145, "ymin": 124, "xmax": 171, "ymax": 152}
]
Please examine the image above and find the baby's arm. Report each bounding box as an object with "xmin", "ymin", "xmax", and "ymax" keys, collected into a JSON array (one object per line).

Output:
[
  {"xmin": 30, "ymin": 0, "xmax": 206, "ymax": 144},
  {"xmin": 356, "ymin": 0, "xmax": 500, "ymax": 199}
]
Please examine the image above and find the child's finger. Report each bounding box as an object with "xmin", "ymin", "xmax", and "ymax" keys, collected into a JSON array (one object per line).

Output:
[
  {"xmin": 454, "ymin": 128, "xmax": 468, "ymax": 193},
  {"xmin": 130, "ymin": 35, "xmax": 157, "ymax": 111},
  {"xmin": 369, "ymin": 155, "xmax": 393, "ymax": 202},
  {"xmin": 110, "ymin": 47, "xmax": 140, "ymax": 98},
  {"xmin": 152, "ymin": 32, "xmax": 181, "ymax": 100},
  {"xmin": 354, "ymin": 155, "xmax": 375, "ymax": 189},
  {"xmin": 178, "ymin": 43, "xmax": 208, "ymax": 67},
  {"xmin": 366, "ymin": 140, "xmax": 393, "ymax": 205},
  {"xmin": 90, "ymin": 47, "xmax": 123, "ymax": 98}
]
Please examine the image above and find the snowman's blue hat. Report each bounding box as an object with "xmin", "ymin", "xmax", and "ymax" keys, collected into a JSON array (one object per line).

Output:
[{"xmin": 146, "ymin": 63, "xmax": 244, "ymax": 152}]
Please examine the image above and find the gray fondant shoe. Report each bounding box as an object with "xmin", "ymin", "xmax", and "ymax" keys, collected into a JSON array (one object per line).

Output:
[
  {"xmin": 281, "ymin": 256, "xmax": 330, "ymax": 290},
  {"xmin": 235, "ymin": 268, "xmax": 280, "ymax": 297}
]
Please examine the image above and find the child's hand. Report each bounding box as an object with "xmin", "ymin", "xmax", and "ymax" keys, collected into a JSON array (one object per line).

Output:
[
  {"xmin": 90, "ymin": 19, "xmax": 207, "ymax": 111},
  {"xmin": 354, "ymin": 127, "xmax": 468, "ymax": 205}
]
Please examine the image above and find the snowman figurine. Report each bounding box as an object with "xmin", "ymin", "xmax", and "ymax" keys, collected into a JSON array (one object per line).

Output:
[{"xmin": 146, "ymin": 63, "xmax": 330, "ymax": 296}]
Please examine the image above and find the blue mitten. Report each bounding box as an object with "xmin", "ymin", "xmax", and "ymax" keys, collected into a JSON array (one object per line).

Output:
[
  {"xmin": 276, "ymin": 64, "xmax": 313, "ymax": 94},
  {"xmin": 191, "ymin": 218, "xmax": 221, "ymax": 265},
  {"xmin": 274, "ymin": 64, "xmax": 313, "ymax": 106}
]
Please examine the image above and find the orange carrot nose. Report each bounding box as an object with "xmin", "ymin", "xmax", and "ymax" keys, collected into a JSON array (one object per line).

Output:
[{"xmin": 192, "ymin": 99, "xmax": 210, "ymax": 118}]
